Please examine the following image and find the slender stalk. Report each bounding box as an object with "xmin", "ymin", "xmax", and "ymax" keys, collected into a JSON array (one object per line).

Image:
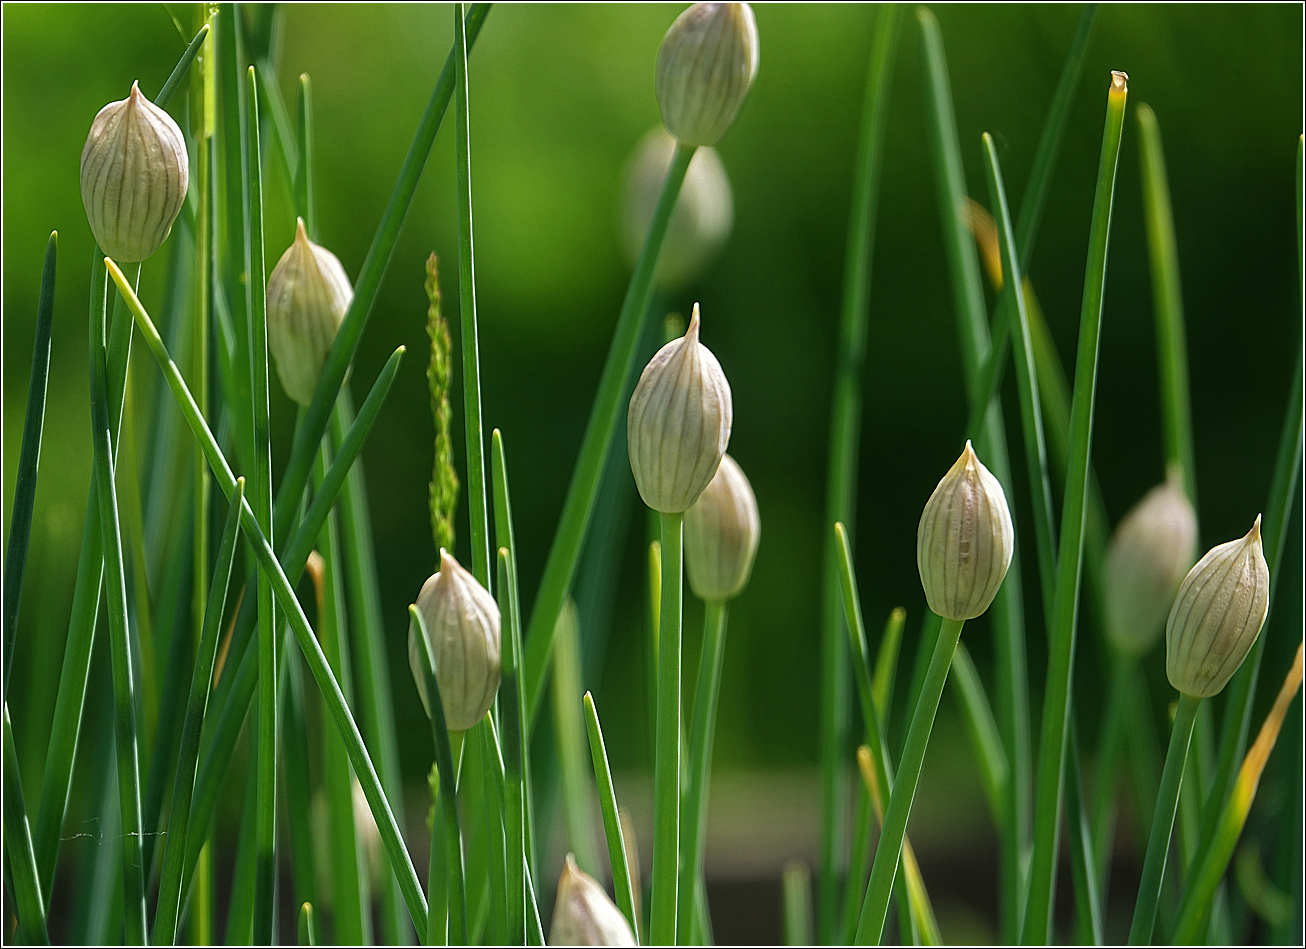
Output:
[
  {"xmin": 583, "ymin": 692, "xmax": 640, "ymax": 942},
  {"xmin": 651, "ymin": 511, "xmax": 684, "ymax": 945},
  {"xmin": 152, "ymin": 480, "xmax": 244, "ymax": 945},
  {"xmin": 783, "ymin": 861, "xmax": 814, "ymax": 946},
  {"xmin": 817, "ymin": 9, "xmax": 899, "ymax": 940},
  {"xmin": 453, "ymin": 1, "xmax": 491, "ymax": 589},
  {"xmin": 88, "ymin": 251, "xmax": 148, "ymax": 945},
  {"xmin": 412, "ymin": 606, "xmax": 468, "ymax": 946},
  {"xmin": 4, "ymin": 231, "xmax": 56, "ymax": 695},
  {"xmin": 1128, "ymin": 694, "xmax": 1200, "ymax": 943},
  {"xmin": 1065, "ymin": 718, "xmax": 1103, "ymax": 945},
  {"xmin": 1022, "ymin": 71, "xmax": 1128, "ymax": 944},
  {"xmin": 297, "ymin": 75, "xmax": 317, "ymax": 237},
  {"xmin": 299, "ymin": 903, "xmax": 318, "ymax": 946},
  {"xmin": 871, "ymin": 607, "xmax": 905, "ymax": 721},
  {"xmin": 677, "ymin": 599, "xmax": 728, "ymax": 943},
  {"xmin": 156, "ymin": 23, "xmax": 211, "ymax": 108},
  {"xmin": 3, "ymin": 703, "xmax": 48, "ymax": 944},
  {"xmin": 854, "ymin": 617, "xmax": 965, "ymax": 944},
  {"xmin": 520, "ymin": 143, "xmax": 697, "ymax": 726},
  {"xmin": 108, "ymin": 260, "xmax": 430, "ymax": 933},
  {"xmin": 499, "ymin": 550, "xmax": 528, "ymax": 943}
]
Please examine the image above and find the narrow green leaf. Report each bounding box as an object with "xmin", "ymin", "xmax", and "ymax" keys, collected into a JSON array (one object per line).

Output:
[
  {"xmin": 298, "ymin": 903, "xmax": 318, "ymax": 946},
  {"xmin": 783, "ymin": 861, "xmax": 814, "ymax": 946},
  {"xmin": 583, "ymin": 692, "xmax": 640, "ymax": 942},
  {"xmin": 871, "ymin": 607, "xmax": 905, "ymax": 725},
  {"xmin": 3, "ymin": 703, "xmax": 49, "ymax": 944}
]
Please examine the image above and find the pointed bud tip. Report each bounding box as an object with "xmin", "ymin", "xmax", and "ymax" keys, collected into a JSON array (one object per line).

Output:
[
  {"xmin": 1248, "ymin": 515, "xmax": 1263, "ymax": 544},
  {"xmin": 295, "ymin": 217, "xmax": 310, "ymax": 243},
  {"xmin": 687, "ymin": 302, "xmax": 702, "ymax": 341},
  {"xmin": 129, "ymin": 80, "xmax": 143, "ymax": 102}
]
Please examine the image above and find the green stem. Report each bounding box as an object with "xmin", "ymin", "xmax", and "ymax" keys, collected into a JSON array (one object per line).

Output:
[
  {"xmin": 1022, "ymin": 71, "xmax": 1128, "ymax": 944},
  {"xmin": 651, "ymin": 511, "xmax": 684, "ymax": 945},
  {"xmin": 520, "ymin": 145, "xmax": 696, "ymax": 727},
  {"xmin": 817, "ymin": 9, "xmax": 899, "ymax": 940},
  {"xmin": 3, "ymin": 703, "xmax": 48, "ymax": 944},
  {"xmin": 299, "ymin": 903, "xmax": 318, "ymax": 946},
  {"xmin": 783, "ymin": 862, "xmax": 814, "ymax": 946},
  {"xmin": 583, "ymin": 692, "xmax": 640, "ymax": 942},
  {"xmin": 500, "ymin": 551, "xmax": 528, "ymax": 943},
  {"xmin": 677, "ymin": 599, "xmax": 728, "ymax": 943},
  {"xmin": 1128, "ymin": 694, "xmax": 1200, "ymax": 944},
  {"xmin": 151, "ymin": 480, "xmax": 244, "ymax": 945},
  {"xmin": 854, "ymin": 616, "xmax": 965, "ymax": 944}
]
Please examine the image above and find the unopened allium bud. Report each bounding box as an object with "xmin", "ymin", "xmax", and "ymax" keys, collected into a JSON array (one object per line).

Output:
[
  {"xmin": 266, "ymin": 218, "xmax": 353, "ymax": 406},
  {"xmin": 917, "ymin": 441, "xmax": 1015, "ymax": 621},
  {"xmin": 1104, "ymin": 472, "xmax": 1198, "ymax": 657},
  {"xmin": 622, "ymin": 127, "xmax": 734, "ymax": 290},
  {"xmin": 656, "ymin": 3, "xmax": 760, "ymax": 147},
  {"xmin": 628, "ymin": 303, "xmax": 733, "ymax": 513},
  {"xmin": 408, "ymin": 549, "xmax": 501, "ymax": 732},
  {"xmin": 1166, "ymin": 517, "xmax": 1270, "ymax": 698},
  {"xmin": 685, "ymin": 453, "xmax": 759, "ymax": 601},
  {"xmin": 548, "ymin": 854, "xmax": 637, "ymax": 947},
  {"xmin": 80, "ymin": 82, "xmax": 189, "ymax": 262}
]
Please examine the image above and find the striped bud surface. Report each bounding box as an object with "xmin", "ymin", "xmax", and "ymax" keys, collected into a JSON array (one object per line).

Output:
[
  {"xmin": 1166, "ymin": 516, "xmax": 1270, "ymax": 698},
  {"xmin": 685, "ymin": 453, "xmax": 760, "ymax": 601},
  {"xmin": 628, "ymin": 302, "xmax": 733, "ymax": 513},
  {"xmin": 408, "ymin": 548, "xmax": 501, "ymax": 732},
  {"xmin": 656, "ymin": 2, "xmax": 760, "ymax": 147},
  {"xmin": 266, "ymin": 218, "xmax": 353, "ymax": 405},
  {"xmin": 80, "ymin": 81, "xmax": 189, "ymax": 262},
  {"xmin": 1104, "ymin": 471, "xmax": 1198, "ymax": 657},
  {"xmin": 917, "ymin": 441, "xmax": 1014, "ymax": 621},
  {"xmin": 548, "ymin": 854, "xmax": 637, "ymax": 947}
]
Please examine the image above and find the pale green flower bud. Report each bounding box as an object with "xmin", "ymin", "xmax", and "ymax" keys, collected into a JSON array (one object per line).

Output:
[
  {"xmin": 266, "ymin": 218, "xmax": 353, "ymax": 406},
  {"xmin": 656, "ymin": 3, "xmax": 760, "ymax": 147},
  {"xmin": 548, "ymin": 854, "xmax": 637, "ymax": 947},
  {"xmin": 685, "ymin": 453, "xmax": 759, "ymax": 601},
  {"xmin": 1104, "ymin": 471, "xmax": 1198, "ymax": 657},
  {"xmin": 917, "ymin": 441, "xmax": 1014, "ymax": 621},
  {"xmin": 628, "ymin": 303, "xmax": 733, "ymax": 513},
  {"xmin": 408, "ymin": 548, "xmax": 501, "ymax": 732},
  {"xmin": 80, "ymin": 81, "xmax": 189, "ymax": 262},
  {"xmin": 622, "ymin": 127, "xmax": 733, "ymax": 290},
  {"xmin": 1166, "ymin": 517, "xmax": 1270, "ymax": 698}
]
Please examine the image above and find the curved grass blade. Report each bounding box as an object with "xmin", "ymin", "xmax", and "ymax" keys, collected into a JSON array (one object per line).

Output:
[
  {"xmin": 151, "ymin": 479, "xmax": 244, "ymax": 945},
  {"xmin": 108, "ymin": 261, "xmax": 429, "ymax": 933},
  {"xmin": 871, "ymin": 607, "xmax": 905, "ymax": 723},
  {"xmin": 583, "ymin": 692, "xmax": 640, "ymax": 942},
  {"xmin": 154, "ymin": 22, "xmax": 210, "ymax": 109},
  {"xmin": 4, "ymin": 703, "xmax": 49, "ymax": 944},
  {"xmin": 816, "ymin": 9, "xmax": 899, "ymax": 938},
  {"xmin": 4, "ymin": 231, "xmax": 57, "ymax": 695},
  {"xmin": 1023, "ymin": 71, "xmax": 1129, "ymax": 944}
]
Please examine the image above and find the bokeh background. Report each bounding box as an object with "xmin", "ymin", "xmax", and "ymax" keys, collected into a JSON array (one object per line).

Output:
[{"xmin": 4, "ymin": 3, "xmax": 1303, "ymax": 943}]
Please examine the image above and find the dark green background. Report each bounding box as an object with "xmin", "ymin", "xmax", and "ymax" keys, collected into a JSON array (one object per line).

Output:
[{"xmin": 4, "ymin": 3, "xmax": 1302, "ymax": 939}]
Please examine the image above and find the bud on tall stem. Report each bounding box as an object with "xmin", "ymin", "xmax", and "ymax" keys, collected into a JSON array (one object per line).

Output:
[{"xmin": 656, "ymin": 3, "xmax": 760, "ymax": 146}]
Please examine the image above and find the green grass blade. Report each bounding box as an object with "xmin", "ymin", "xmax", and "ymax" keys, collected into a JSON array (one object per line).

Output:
[
  {"xmin": 817, "ymin": 9, "xmax": 899, "ymax": 939},
  {"xmin": 411, "ymin": 606, "xmax": 468, "ymax": 945},
  {"xmin": 553, "ymin": 601, "xmax": 599, "ymax": 875},
  {"xmin": 1136, "ymin": 104, "xmax": 1197, "ymax": 505},
  {"xmin": 1023, "ymin": 70, "xmax": 1129, "ymax": 944},
  {"xmin": 783, "ymin": 861, "xmax": 814, "ymax": 946},
  {"xmin": 108, "ymin": 261, "xmax": 430, "ymax": 933},
  {"xmin": 4, "ymin": 703, "xmax": 49, "ymax": 944},
  {"xmin": 583, "ymin": 692, "xmax": 640, "ymax": 942},
  {"xmin": 152, "ymin": 479, "xmax": 244, "ymax": 945},
  {"xmin": 90, "ymin": 251, "xmax": 148, "ymax": 944},
  {"xmin": 274, "ymin": 4, "xmax": 491, "ymax": 558},
  {"xmin": 280, "ymin": 628, "xmax": 320, "ymax": 920},
  {"xmin": 1065, "ymin": 719, "xmax": 1103, "ymax": 944},
  {"xmin": 871, "ymin": 607, "xmax": 905, "ymax": 725},
  {"xmin": 519, "ymin": 140, "xmax": 697, "ymax": 727},
  {"xmin": 650, "ymin": 511, "xmax": 684, "ymax": 946},
  {"xmin": 298, "ymin": 903, "xmax": 318, "ymax": 946},
  {"xmin": 297, "ymin": 75, "xmax": 316, "ymax": 237},
  {"xmin": 677, "ymin": 599, "xmax": 728, "ymax": 943},
  {"xmin": 499, "ymin": 549, "xmax": 528, "ymax": 943},
  {"xmin": 154, "ymin": 22, "xmax": 210, "ymax": 108},
  {"xmin": 4, "ymin": 231, "xmax": 56, "ymax": 695},
  {"xmin": 949, "ymin": 644, "xmax": 1007, "ymax": 823}
]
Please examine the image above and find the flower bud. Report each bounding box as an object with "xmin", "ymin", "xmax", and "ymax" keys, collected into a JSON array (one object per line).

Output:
[
  {"xmin": 80, "ymin": 81, "xmax": 189, "ymax": 262},
  {"xmin": 628, "ymin": 303, "xmax": 733, "ymax": 513},
  {"xmin": 548, "ymin": 854, "xmax": 637, "ymax": 947},
  {"xmin": 656, "ymin": 3, "xmax": 760, "ymax": 147},
  {"xmin": 408, "ymin": 549, "xmax": 501, "ymax": 732},
  {"xmin": 1103, "ymin": 472, "xmax": 1198, "ymax": 657},
  {"xmin": 266, "ymin": 218, "xmax": 353, "ymax": 406},
  {"xmin": 917, "ymin": 441, "xmax": 1014, "ymax": 621},
  {"xmin": 685, "ymin": 453, "xmax": 759, "ymax": 601},
  {"xmin": 622, "ymin": 127, "xmax": 734, "ymax": 290},
  {"xmin": 1166, "ymin": 517, "xmax": 1270, "ymax": 698}
]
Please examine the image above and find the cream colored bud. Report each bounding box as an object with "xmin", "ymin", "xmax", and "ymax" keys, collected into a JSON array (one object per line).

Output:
[
  {"xmin": 628, "ymin": 303, "xmax": 733, "ymax": 513},
  {"xmin": 548, "ymin": 854, "xmax": 637, "ymax": 947},
  {"xmin": 917, "ymin": 441, "xmax": 1015, "ymax": 621},
  {"xmin": 80, "ymin": 81, "xmax": 189, "ymax": 262},
  {"xmin": 1104, "ymin": 472, "xmax": 1198, "ymax": 657},
  {"xmin": 685, "ymin": 453, "xmax": 759, "ymax": 601},
  {"xmin": 622, "ymin": 127, "xmax": 733, "ymax": 290},
  {"xmin": 656, "ymin": 3, "xmax": 760, "ymax": 146},
  {"xmin": 408, "ymin": 549, "xmax": 501, "ymax": 732},
  {"xmin": 266, "ymin": 218, "xmax": 353, "ymax": 406},
  {"xmin": 1166, "ymin": 517, "xmax": 1270, "ymax": 698}
]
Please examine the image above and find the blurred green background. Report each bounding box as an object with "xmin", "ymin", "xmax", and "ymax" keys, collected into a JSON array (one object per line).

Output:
[{"xmin": 4, "ymin": 3, "xmax": 1302, "ymax": 941}]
